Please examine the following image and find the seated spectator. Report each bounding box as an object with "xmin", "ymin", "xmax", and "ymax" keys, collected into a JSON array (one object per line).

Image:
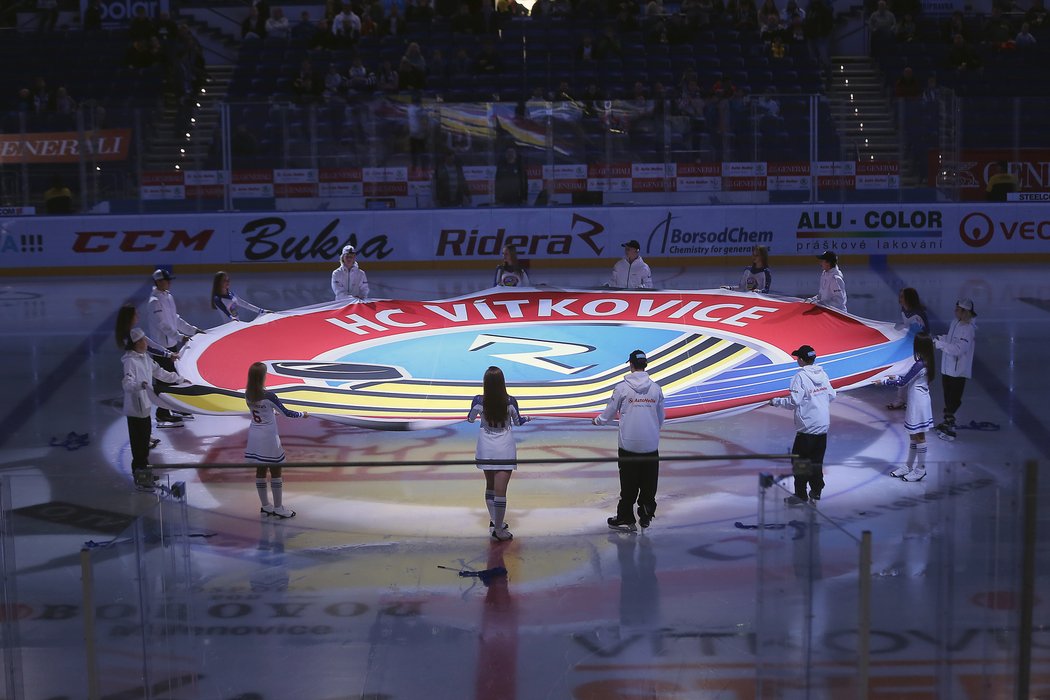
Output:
[
  {"xmin": 384, "ymin": 5, "xmax": 403, "ymax": 35},
  {"xmin": 947, "ymin": 33, "xmax": 981, "ymax": 70},
  {"xmin": 755, "ymin": 87, "xmax": 780, "ymax": 116},
  {"xmin": 451, "ymin": 3, "xmax": 476, "ymax": 33},
  {"xmin": 231, "ymin": 124, "xmax": 258, "ymax": 159},
  {"xmin": 449, "ymin": 47, "xmax": 472, "ymax": 79},
  {"xmin": 942, "ymin": 10, "xmax": 967, "ymax": 42},
  {"xmin": 323, "ymin": 63, "xmax": 345, "ymax": 99},
  {"xmin": 83, "ymin": 0, "xmax": 102, "ymax": 30},
  {"xmin": 577, "ymin": 32, "xmax": 597, "ymax": 62},
  {"xmin": 399, "ymin": 45, "xmax": 427, "ymax": 90},
  {"xmin": 405, "ymin": 0, "xmax": 434, "ymax": 23},
  {"xmin": 53, "ymin": 86, "xmax": 76, "ymax": 115},
  {"xmin": 894, "ymin": 66, "xmax": 921, "ymax": 98},
  {"xmin": 128, "ymin": 5, "xmax": 155, "ymax": 41},
  {"xmin": 44, "ymin": 176, "xmax": 73, "ymax": 215},
  {"xmin": 760, "ymin": 12, "xmax": 785, "ymax": 42},
  {"xmin": 332, "ymin": 4, "xmax": 361, "ymax": 45},
  {"xmin": 266, "ymin": 7, "xmax": 290, "ymax": 39},
  {"xmin": 758, "ymin": 0, "xmax": 779, "ymax": 21},
  {"xmin": 474, "ymin": 41, "xmax": 503, "ymax": 75},
  {"xmin": 376, "ymin": 59, "xmax": 399, "ymax": 92},
  {"xmin": 783, "ymin": 0, "xmax": 804, "ymax": 21},
  {"xmin": 770, "ymin": 34, "xmax": 787, "ymax": 57},
  {"xmin": 896, "ymin": 12, "xmax": 916, "ymax": 41},
  {"xmin": 347, "ymin": 55, "xmax": 376, "ymax": 91},
  {"xmin": 1025, "ymin": 0, "xmax": 1047, "ymax": 27},
  {"xmin": 595, "ymin": 24, "xmax": 623, "ymax": 58},
  {"xmin": 242, "ymin": 6, "xmax": 263, "ymax": 39},
  {"xmin": 293, "ymin": 59, "xmax": 318, "ymax": 102},
  {"xmin": 1015, "ymin": 21, "xmax": 1037, "ymax": 46},
  {"xmin": 155, "ymin": 11, "xmax": 178, "ymax": 42},
  {"xmin": 125, "ymin": 39, "xmax": 154, "ymax": 69},
  {"xmin": 982, "ymin": 6, "xmax": 1013, "ymax": 46},
  {"xmin": 986, "ymin": 160, "xmax": 1018, "ymax": 200},
  {"xmin": 292, "ymin": 11, "xmax": 317, "ymax": 41}
]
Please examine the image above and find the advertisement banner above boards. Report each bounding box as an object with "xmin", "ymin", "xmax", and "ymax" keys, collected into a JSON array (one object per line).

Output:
[
  {"xmin": 139, "ymin": 162, "xmax": 901, "ymax": 201},
  {"xmin": 78, "ymin": 0, "xmax": 170, "ymax": 25},
  {"xmin": 0, "ymin": 203, "xmax": 1047, "ymax": 270},
  {"xmin": 0, "ymin": 129, "xmax": 131, "ymax": 165},
  {"xmin": 927, "ymin": 148, "xmax": 1050, "ymax": 201}
]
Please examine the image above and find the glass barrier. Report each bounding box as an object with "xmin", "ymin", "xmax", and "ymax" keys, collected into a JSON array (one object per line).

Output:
[
  {"xmin": 0, "ymin": 458, "xmax": 1041, "ymax": 698},
  {"xmin": 0, "ymin": 473, "xmax": 194, "ymax": 700}
]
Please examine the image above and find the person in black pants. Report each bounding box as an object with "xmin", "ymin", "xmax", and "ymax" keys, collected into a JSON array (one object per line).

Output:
[{"xmin": 593, "ymin": 350, "xmax": 666, "ymax": 532}]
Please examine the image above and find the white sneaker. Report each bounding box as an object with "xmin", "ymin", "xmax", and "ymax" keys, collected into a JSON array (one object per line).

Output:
[
  {"xmin": 260, "ymin": 504, "xmax": 275, "ymax": 516},
  {"xmin": 271, "ymin": 505, "xmax": 296, "ymax": 519},
  {"xmin": 902, "ymin": 469, "xmax": 926, "ymax": 482},
  {"xmin": 889, "ymin": 465, "xmax": 911, "ymax": 478}
]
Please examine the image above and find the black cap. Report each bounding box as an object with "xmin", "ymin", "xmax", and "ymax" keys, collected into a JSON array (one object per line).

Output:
[
  {"xmin": 791, "ymin": 345, "xmax": 817, "ymax": 360},
  {"xmin": 152, "ymin": 268, "xmax": 173, "ymax": 282},
  {"xmin": 622, "ymin": 240, "xmax": 641, "ymax": 250},
  {"xmin": 628, "ymin": 349, "xmax": 648, "ymax": 367},
  {"xmin": 817, "ymin": 250, "xmax": 837, "ymax": 265}
]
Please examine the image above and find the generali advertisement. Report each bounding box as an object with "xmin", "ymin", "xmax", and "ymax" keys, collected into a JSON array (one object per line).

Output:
[
  {"xmin": 0, "ymin": 129, "xmax": 131, "ymax": 165},
  {"xmin": 0, "ymin": 203, "xmax": 1047, "ymax": 269}
]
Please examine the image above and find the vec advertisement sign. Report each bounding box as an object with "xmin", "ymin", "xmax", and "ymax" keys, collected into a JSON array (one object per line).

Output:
[{"xmin": 0, "ymin": 203, "xmax": 1047, "ymax": 270}]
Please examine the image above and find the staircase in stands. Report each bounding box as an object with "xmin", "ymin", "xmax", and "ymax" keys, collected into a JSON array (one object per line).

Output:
[
  {"xmin": 140, "ymin": 65, "xmax": 234, "ymax": 173},
  {"xmin": 826, "ymin": 55, "xmax": 917, "ymax": 185}
]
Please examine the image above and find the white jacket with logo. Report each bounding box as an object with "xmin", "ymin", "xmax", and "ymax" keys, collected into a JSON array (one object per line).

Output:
[
  {"xmin": 148, "ymin": 288, "xmax": 197, "ymax": 349},
  {"xmin": 594, "ymin": 371, "xmax": 665, "ymax": 452},
  {"xmin": 809, "ymin": 267, "xmax": 847, "ymax": 312},
  {"xmin": 609, "ymin": 257, "xmax": 653, "ymax": 289},
  {"xmin": 935, "ymin": 318, "xmax": 976, "ymax": 378},
  {"xmin": 771, "ymin": 363, "xmax": 836, "ymax": 434},
  {"xmin": 121, "ymin": 350, "xmax": 181, "ymax": 418},
  {"xmin": 331, "ymin": 262, "xmax": 370, "ymax": 300}
]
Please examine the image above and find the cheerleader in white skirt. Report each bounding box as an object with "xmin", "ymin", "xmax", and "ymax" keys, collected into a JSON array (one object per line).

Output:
[
  {"xmin": 467, "ymin": 366, "xmax": 529, "ymax": 541},
  {"xmin": 876, "ymin": 333, "xmax": 936, "ymax": 482},
  {"xmin": 245, "ymin": 362, "xmax": 309, "ymax": 518}
]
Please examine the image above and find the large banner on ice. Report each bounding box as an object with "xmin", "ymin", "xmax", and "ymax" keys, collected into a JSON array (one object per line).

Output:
[
  {"xmin": 1, "ymin": 203, "xmax": 1047, "ymax": 270},
  {"xmin": 168, "ymin": 288, "xmax": 912, "ymax": 429}
]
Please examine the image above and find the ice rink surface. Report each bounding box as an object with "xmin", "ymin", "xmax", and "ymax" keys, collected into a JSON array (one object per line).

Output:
[{"xmin": 0, "ymin": 259, "xmax": 1048, "ymax": 699}]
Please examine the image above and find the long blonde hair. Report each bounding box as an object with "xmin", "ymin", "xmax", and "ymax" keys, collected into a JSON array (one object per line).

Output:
[{"xmin": 245, "ymin": 362, "xmax": 268, "ymax": 403}]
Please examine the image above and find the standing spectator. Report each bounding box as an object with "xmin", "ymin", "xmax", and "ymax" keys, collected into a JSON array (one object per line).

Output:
[
  {"xmin": 433, "ymin": 150, "xmax": 471, "ymax": 207},
  {"xmin": 806, "ymin": 250, "xmax": 847, "ymax": 312},
  {"xmin": 804, "ymin": 0, "xmax": 833, "ymax": 65},
  {"xmin": 245, "ymin": 362, "xmax": 309, "ymax": 518},
  {"xmin": 147, "ymin": 268, "xmax": 204, "ymax": 427},
  {"xmin": 769, "ymin": 344, "xmax": 836, "ymax": 505},
  {"xmin": 1015, "ymin": 21, "xmax": 1038, "ymax": 47},
  {"xmin": 494, "ymin": 145, "xmax": 528, "ymax": 206},
  {"xmin": 467, "ymin": 366, "xmax": 530, "ymax": 541},
  {"xmin": 933, "ymin": 299, "xmax": 977, "ymax": 441},
  {"xmin": 877, "ymin": 333, "xmax": 936, "ymax": 482},
  {"xmin": 211, "ymin": 271, "xmax": 269, "ymax": 324},
  {"xmin": 293, "ymin": 58, "xmax": 318, "ymax": 103},
  {"xmin": 494, "ymin": 245, "xmax": 530, "ymax": 287},
  {"xmin": 593, "ymin": 349, "xmax": 665, "ymax": 532},
  {"xmin": 265, "ymin": 7, "xmax": 291, "ymax": 38},
  {"xmin": 122, "ymin": 329, "xmax": 185, "ymax": 489},
  {"xmin": 867, "ymin": 0, "xmax": 896, "ymax": 56},
  {"xmin": 331, "ymin": 245, "xmax": 370, "ymax": 300},
  {"xmin": 608, "ymin": 240, "xmax": 654, "ymax": 289}
]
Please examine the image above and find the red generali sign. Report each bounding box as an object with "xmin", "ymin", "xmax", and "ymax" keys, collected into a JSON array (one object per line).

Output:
[
  {"xmin": 0, "ymin": 129, "xmax": 131, "ymax": 164},
  {"xmin": 928, "ymin": 148, "xmax": 1050, "ymax": 201}
]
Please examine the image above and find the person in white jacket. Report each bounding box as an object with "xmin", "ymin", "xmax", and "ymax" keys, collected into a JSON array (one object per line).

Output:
[
  {"xmin": 933, "ymin": 298, "xmax": 977, "ymax": 441},
  {"xmin": 608, "ymin": 240, "xmax": 654, "ymax": 289},
  {"xmin": 806, "ymin": 250, "xmax": 847, "ymax": 312},
  {"xmin": 769, "ymin": 344, "xmax": 837, "ymax": 505},
  {"xmin": 122, "ymin": 328, "xmax": 184, "ymax": 489},
  {"xmin": 593, "ymin": 349, "xmax": 665, "ymax": 531},
  {"xmin": 148, "ymin": 268, "xmax": 203, "ymax": 426},
  {"xmin": 331, "ymin": 244, "xmax": 370, "ymax": 301}
]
